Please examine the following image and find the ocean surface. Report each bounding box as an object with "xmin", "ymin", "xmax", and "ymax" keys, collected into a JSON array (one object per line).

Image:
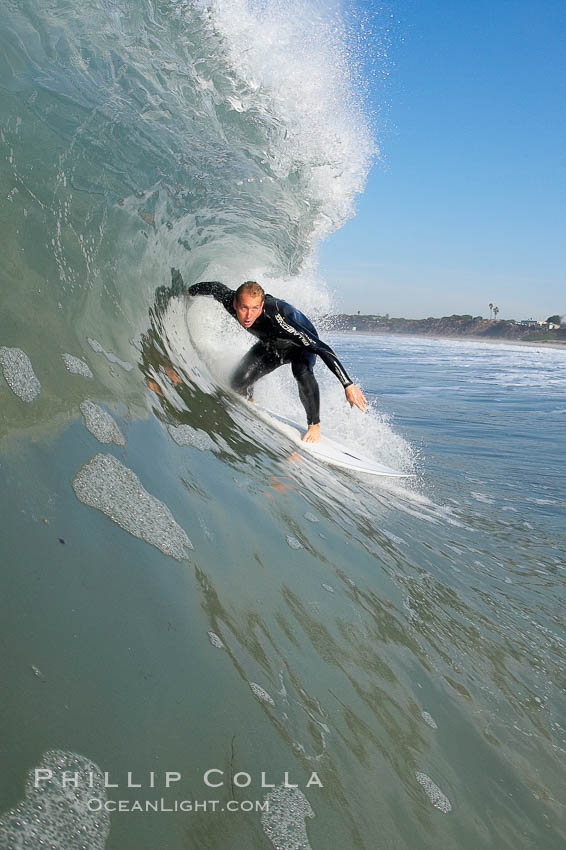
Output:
[{"xmin": 1, "ymin": 1, "xmax": 566, "ymax": 848}]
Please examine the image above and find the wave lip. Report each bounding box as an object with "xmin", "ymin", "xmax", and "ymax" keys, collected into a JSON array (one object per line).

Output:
[{"xmin": 201, "ymin": 0, "xmax": 375, "ymax": 241}]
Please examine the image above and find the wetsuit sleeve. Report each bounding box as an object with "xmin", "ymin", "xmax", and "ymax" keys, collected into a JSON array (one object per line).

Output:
[
  {"xmin": 275, "ymin": 304, "xmax": 353, "ymax": 388},
  {"xmin": 155, "ymin": 271, "xmax": 234, "ymax": 311},
  {"xmin": 187, "ymin": 281, "xmax": 235, "ymax": 310}
]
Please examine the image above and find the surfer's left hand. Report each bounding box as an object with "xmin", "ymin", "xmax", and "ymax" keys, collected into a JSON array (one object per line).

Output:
[{"xmin": 345, "ymin": 384, "xmax": 367, "ymax": 412}]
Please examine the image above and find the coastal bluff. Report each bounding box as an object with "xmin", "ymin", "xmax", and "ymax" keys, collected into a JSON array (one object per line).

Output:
[{"xmin": 330, "ymin": 313, "xmax": 566, "ymax": 344}]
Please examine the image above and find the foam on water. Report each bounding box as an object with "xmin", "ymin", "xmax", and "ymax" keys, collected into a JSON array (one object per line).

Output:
[
  {"xmin": 421, "ymin": 711, "xmax": 438, "ymax": 730},
  {"xmin": 208, "ymin": 631, "xmax": 224, "ymax": 649},
  {"xmin": 80, "ymin": 401, "xmax": 125, "ymax": 446},
  {"xmin": 249, "ymin": 682, "xmax": 275, "ymax": 706},
  {"xmin": 0, "ymin": 347, "xmax": 41, "ymax": 404},
  {"xmin": 168, "ymin": 423, "xmax": 217, "ymax": 452},
  {"xmin": 72, "ymin": 453, "xmax": 193, "ymax": 559},
  {"xmin": 63, "ymin": 354, "xmax": 93, "ymax": 379},
  {"xmin": 261, "ymin": 785, "xmax": 314, "ymax": 850},
  {"xmin": 0, "ymin": 749, "xmax": 110, "ymax": 849},
  {"xmin": 415, "ymin": 772, "xmax": 452, "ymax": 813}
]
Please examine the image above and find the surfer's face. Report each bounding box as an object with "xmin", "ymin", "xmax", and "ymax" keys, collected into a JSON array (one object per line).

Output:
[{"xmin": 233, "ymin": 293, "xmax": 264, "ymax": 328}]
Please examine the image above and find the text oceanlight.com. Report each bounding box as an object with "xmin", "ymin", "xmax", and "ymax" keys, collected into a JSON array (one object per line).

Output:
[{"xmin": 87, "ymin": 799, "xmax": 270, "ymax": 813}]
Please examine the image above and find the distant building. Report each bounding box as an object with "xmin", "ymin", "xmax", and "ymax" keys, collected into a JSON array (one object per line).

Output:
[{"xmin": 519, "ymin": 319, "xmax": 560, "ymax": 330}]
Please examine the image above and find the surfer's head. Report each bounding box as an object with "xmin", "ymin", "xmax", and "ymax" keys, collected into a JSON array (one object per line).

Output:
[{"xmin": 233, "ymin": 281, "xmax": 264, "ymax": 328}]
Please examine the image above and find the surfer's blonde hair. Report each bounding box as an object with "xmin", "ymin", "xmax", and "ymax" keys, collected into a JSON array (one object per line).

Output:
[{"xmin": 235, "ymin": 281, "xmax": 264, "ymax": 301}]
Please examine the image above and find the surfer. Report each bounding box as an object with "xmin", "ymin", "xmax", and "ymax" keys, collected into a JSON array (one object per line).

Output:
[{"xmin": 182, "ymin": 274, "xmax": 367, "ymax": 443}]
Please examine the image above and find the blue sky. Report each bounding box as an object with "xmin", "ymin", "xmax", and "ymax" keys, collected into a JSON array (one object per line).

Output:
[{"xmin": 319, "ymin": 0, "xmax": 565, "ymax": 320}]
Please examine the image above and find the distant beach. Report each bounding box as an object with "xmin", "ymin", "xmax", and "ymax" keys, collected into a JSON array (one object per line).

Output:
[{"xmin": 334, "ymin": 329, "xmax": 566, "ymax": 352}]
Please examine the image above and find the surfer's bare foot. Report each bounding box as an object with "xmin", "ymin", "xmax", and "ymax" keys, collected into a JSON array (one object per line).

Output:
[{"xmin": 302, "ymin": 424, "xmax": 321, "ymax": 443}]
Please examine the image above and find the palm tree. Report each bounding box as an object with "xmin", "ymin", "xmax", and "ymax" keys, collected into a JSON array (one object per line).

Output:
[
  {"xmin": 493, "ymin": 306, "xmax": 499, "ymax": 321},
  {"xmin": 489, "ymin": 302, "xmax": 493, "ymax": 320}
]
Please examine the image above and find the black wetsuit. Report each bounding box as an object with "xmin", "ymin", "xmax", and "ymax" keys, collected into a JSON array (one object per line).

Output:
[{"xmin": 187, "ymin": 281, "xmax": 353, "ymax": 426}]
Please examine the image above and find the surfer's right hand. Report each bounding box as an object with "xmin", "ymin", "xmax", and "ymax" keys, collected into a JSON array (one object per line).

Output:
[{"xmin": 345, "ymin": 384, "xmax": 367, "ymax": 413}]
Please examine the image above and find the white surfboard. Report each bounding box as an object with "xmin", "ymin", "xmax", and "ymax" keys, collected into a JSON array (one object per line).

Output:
[{"xmin": 247, "ymin": 403, "xmax": 409, "ymax": 477}]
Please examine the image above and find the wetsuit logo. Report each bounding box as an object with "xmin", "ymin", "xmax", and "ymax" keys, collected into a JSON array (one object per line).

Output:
[{"xmin": 274, "ymin": 313, "xmax": 312, "ymax": 347}]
